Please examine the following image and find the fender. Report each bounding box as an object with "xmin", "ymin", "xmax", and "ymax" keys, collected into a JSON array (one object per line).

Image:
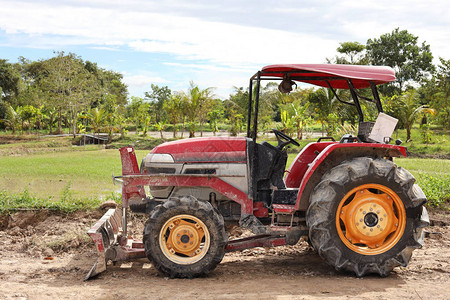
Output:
[{"xmin": 285, "ymin": 142, "xmax": 407, "ymax": 211}]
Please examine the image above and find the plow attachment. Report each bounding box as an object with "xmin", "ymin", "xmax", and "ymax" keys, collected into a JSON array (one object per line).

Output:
[{"xmin": 85, "ymin": 208, "xmax": 146, "ymax": 280}]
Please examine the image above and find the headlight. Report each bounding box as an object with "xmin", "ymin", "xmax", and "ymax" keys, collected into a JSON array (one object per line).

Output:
[{"xmin": 144, "ymin": 153, "xmax": 174, "ymax": 164}]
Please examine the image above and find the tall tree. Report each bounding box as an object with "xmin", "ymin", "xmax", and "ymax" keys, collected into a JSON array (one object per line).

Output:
[
  {"xmin": 145, "ymin": 84, "xmax": 171, "ymax": 123},
  {"xmin": 328, "ymin": 42, "xmax": 367, "ymax": 65},
  {"xmin": 181, "ymin": 82, "xmax": 214, "ymax": 137},
  {"xmin": 307, "ymin": 88, "xmax": 336, "ymax": 136},
  {"xmin": 420, "ymin": 57, "xmax": 450, "ymax": 128},
  {"xmin": 163, "ymin": 94, "xmax": 183, "ymax": 138},
  {"xmin": 39, "ymin": 52, "xmax": 100, "ymax": 135},
  {"xmin": 366, "ymin": 28, "xmax": 434, "ymax": 95},
  {"xmin": 0, "ymin": 59, "xmax": 21, "ymax": 103},
  {"xmin": 388, "ymin": 90, "xmax": 435, "ymax": 141},
  {"xmin": 85, "ymin": 61, "xmax": 128, "ymax": 107}
]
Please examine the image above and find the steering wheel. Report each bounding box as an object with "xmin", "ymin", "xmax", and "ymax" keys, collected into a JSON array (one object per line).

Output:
[{"xmin": 272, "ymin": 129, "xmax": 300, "ymax": 149}]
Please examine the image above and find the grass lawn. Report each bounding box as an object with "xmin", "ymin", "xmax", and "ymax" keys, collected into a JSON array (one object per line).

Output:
[
  {"xmin": 0, "ymin": 148, "xmax": 149, "ymax": 199},
  {"xmin": 0, "ymin": 134, "xmax": 448, "ymax": 211}
]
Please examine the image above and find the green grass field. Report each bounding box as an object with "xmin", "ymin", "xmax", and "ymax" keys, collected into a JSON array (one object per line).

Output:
[{"xmin": 0, "ymin": 135, "xmax": 448, "ymax": 212}]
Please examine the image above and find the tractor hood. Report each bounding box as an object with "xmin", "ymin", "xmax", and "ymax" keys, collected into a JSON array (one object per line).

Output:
[{"xmin": 148, "ymin": 137, "xmax": 248, "ymax": 163}]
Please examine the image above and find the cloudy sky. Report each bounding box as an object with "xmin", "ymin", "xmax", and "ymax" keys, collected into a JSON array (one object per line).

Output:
[{"xmin": 0, "ymin": 0, "xmax": 448, "ymax": 98}]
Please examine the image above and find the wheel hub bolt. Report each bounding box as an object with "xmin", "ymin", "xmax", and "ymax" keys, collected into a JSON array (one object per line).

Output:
[
  {"xmin": 364, "ymin": 212, "xmax": 379, "ymax": 227},
  {"xmin": 180, "ymin": 234, "xmax": 190, "ymax": 244}
]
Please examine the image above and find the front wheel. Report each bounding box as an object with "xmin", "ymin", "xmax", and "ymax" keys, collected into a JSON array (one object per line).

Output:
[
  {"xmin": 306, "ymin": 157, "xmax": 429, "ymax": 277},
  {"xmin": 143, "ymin": 196, "xmax": 227, "ymax": 278}
]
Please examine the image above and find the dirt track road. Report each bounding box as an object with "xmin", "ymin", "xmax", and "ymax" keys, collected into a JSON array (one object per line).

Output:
[{"xmin": 0, "ymin": 211, "xmax": 448, "ymax": 300}]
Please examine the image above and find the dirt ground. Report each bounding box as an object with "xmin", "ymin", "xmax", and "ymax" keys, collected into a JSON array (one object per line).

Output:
[{"xmin": 0, "ymin": 209, "xmax": 448, "ymax": 300}]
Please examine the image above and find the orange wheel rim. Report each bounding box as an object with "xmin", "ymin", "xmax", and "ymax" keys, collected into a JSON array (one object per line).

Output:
[
  {"xmin": 159, "ymin": 214, "xmax": 210, "ymax": 264},
  {"xmin": 336, "ymin": 184, "xmax": 406, "ymax": 255}
]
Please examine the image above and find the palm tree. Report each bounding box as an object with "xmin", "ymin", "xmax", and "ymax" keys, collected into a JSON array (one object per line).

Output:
[
  {"xmin": 394, "ymin": 90, "xmax": 436, "ymax": 142},
  {"xmin": 181, "ymin": 82, "xmax": 215, "ymax": 137},
  {"xmin": 154, "ymin": 121, "xmax": 166, "ymax": 139},
  {"xmin": 182, "ymin": 82, "xmax": 201, "ymax": 138},
  {"xmin": 207, "ymin": 110, "xmax": 221, "ymax": 136},
  {"xmin": 89, "ymin": 107, "xmax": 105, "ymax": 138},
  {"xmin": 43, "ymin": 107, "xmax": 58, "ymax": 135},
  {"xmin": 0, "ymin": 105, "xmax": 21, "ymax": 134},
  {"xmin": 291, "ymin": 102, "xmax": 310, "ymax": 139},
  {"xmin": 307, "ymin": 88, "xmax": 335, "ymax": 136}
]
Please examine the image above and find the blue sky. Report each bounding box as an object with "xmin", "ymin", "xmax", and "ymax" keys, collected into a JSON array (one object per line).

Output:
[{"xmin": 0, "ymin": 0, "xmax": 449, "ymax": 99}]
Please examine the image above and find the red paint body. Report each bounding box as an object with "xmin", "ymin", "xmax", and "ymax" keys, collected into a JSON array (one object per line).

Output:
[
  {"xmin": 285, "ymin": 142, "xmax": 407, "ymax": 210},
  {"xmin": 151, "ymin": 137, "xmax": 247, "ymax": 163},
  {"xmin": 261, "ymin": 64, "xmax": 396, "ymax": 89}
]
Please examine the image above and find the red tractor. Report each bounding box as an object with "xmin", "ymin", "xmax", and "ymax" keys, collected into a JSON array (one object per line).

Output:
[{"xmin": 86, "ymin": 64, "xmax": 429, "ymax": 280}]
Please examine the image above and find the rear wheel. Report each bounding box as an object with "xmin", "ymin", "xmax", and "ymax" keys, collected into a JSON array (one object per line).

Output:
[
  {"xmin": 306, "ymin": 157, "xmax": 428, "ymax": 277},
  {"xmin": 143, "ymin": 196, "xmax": 227, "ymax": 278}
]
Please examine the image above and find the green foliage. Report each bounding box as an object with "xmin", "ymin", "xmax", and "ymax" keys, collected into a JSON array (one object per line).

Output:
[
  {"xmin": 207, "ymin": 109, "xmax": 221, "ymax": 136},
  {"xmin": 163, "ymin": 94, "xmax": 184, "ymax": 138},
  {"xmin": 420, "ymin": 123, "xmax": 432, "ymax": 143},
  {"xmin": 329, "ymin": 41, "xmax": 368, "ymax": 65},
  {"xmin": 396, "ymin": 158, "xmax": 450, "ymax": 208},
  {"xmin": 291, "ymin": 102, "xmax": 311, "ymax": 140},
  {"xmin": 386, "ymin": 90, "xmax": 435, "ymax": 141},
  {"xmin": 0, "ymin": 105, "xmax": 21, "ymax": 133},
  {"xmin": 144, "ymin": 84, "xmax": 171, "ymax": 122},
  {"xmin": 420, "ymin": 58, "xmax": 450, "ymax": 129},
  {"xmin": 229, "ymin": 114, "xmax": 244, "ymax": 136},
  {"xmin": 307, "ymin": 88, "xmax": 337, "ymax": 135},
  {"xmin": 0, "ymin": 188, "xmax": 119, "ymax": 213},
  {"xmin": 0, "ymin": 59, "xmax": 20, "ymax": 101},
  {"xmin": 279, "ymin": 110, "xmax": 293, "ymax": 135},
  {"xmin": 416, "ymin": 174, "xmax": 450, "ymax": 207},
  {"xmin": 154, "ymin": 121, "xmax": 166, "ymax": 139},
  {"xmin": 180, "ymin": 82, "xmax": 215, "ymax": 137},
  {"xmin": 366, "ymin": 28, "xmax": 434, "ymax": 95}
]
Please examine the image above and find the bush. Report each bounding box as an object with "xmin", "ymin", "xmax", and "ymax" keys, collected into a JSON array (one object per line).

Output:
[{"xmin": 416, "ymin": 174, "xmax": 450, "ymax": 208}]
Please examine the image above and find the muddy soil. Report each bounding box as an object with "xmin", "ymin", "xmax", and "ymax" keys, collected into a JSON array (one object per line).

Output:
[{"xmin": 0, "ymin": 209, "xmax": 448, "ymax": 300}]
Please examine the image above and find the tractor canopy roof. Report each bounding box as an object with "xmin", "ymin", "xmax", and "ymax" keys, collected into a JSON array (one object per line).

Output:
[{"xmin": 259, "ymin": 64, "xmax": 396, "ymax": 89}]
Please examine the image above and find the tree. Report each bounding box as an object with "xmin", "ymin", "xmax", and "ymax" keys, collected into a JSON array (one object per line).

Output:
[
  {"xmin": 328, "ymin": 42, "xmax": 367, "ymax": 65},
  {"xmin": 0, "ymin": 105, "xmax": 21, "ymax": 134},
  {"xmin": 279, "ymin": 110, "xmax": 294, "ymax": 136},
  {"xmin": 89, "ymin": 107, "xmax": 105, "ymax": 138},
  {"xmin": 39, "ymin": 52, "xmax": 100, "ymax": 135},
  {"xmin": 207, "ymin": 109, "xmax": 221, "ymax": 136},
  {"xmin": 307, "ymin": 88, "xmax": 335, "ymax": 136},
  {"xmin": 163, "ymin": 94, "xmax": 183, "ymax": 138},
  {"xmin": 128, "ymin": 96, "xmax": 145, "ymax": 134},
  {"xmin": 18, "ymin": 105, "xmax": 37, "ymax": 132},
  {"xmin": 154, "ymin": 121, "xmax": 166, "ymax": 139},
  {"xmin": 421, "ymin": 58, "xmax": 450, "ymax": 128},
  {"xmin": 181, "ymin": 82, "xmax": 203, "ymax": 138},
  {"xmin": 389, "ymin": 90, "xmax": 435, "ymax": 141},
  {"xmin": 145, "ymin": 84, "xmax": 171, "ymax": 123},
  {"xmin": 197, "ymin": 87, "xmax": 215, "ymax": 137},
  {"xmin": 85, "ymin": 61, "xmax": 128, "ymax": 106},
  {"xmin": 366, "ymin": 28, "xmax": 434, "ymax": 95},
  {"xmin": 291, "ymin": 102, "xmax": 310, "ymax": 139},
  {"xmin": 0, "ymin": 59, "xmax": 20, "ymax": 103}
]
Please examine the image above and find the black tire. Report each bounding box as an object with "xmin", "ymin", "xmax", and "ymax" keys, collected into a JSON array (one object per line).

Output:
[
  {"xmin": 306, "ymin": 157, "xmax": 429, "ymax": 277},
  {"xmin": 143, "ymin": 196, "xmax": 227, "ymax": 278}
]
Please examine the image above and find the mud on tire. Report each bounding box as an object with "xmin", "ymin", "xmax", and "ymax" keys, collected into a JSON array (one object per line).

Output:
[
  {"xmin": 306, "ymin": 157, "xmax": 429, "ymax": 277},
  {"xmin": 143, "ymin": 196, "xmax": 227, "ymax": 278}
]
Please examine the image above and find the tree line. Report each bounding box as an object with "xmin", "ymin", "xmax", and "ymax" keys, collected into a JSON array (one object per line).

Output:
[{"xmin": 0, "ymin": 28, "xmax": 448, "ymax": 142}]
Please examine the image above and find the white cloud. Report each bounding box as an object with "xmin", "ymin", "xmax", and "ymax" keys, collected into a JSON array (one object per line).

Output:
[
  {"xmin": 0, "ymin": 0, "xmax": 338, "ymax": 66},
  {"xmin": 0, "ymin": 0, "xmax": 448, "ymax": 97}
]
